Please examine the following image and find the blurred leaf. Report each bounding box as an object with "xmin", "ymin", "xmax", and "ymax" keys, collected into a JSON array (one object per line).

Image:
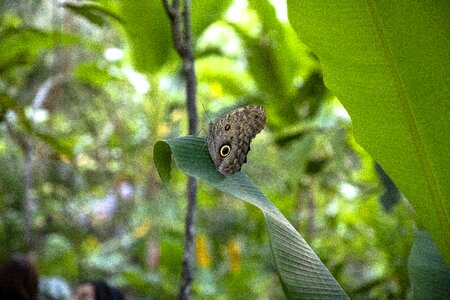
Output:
[
  {"xmin": 120, "ymin": 265, "xmax": 161, "ymax": 295},
  {"xmin": 75, "ymin": 62, "xmax": 112, "ymax": 86},
  {"xmin": 249, "ymin": 0, "xmax": 303, "ymax": 97},
  {"xmin": 119, "ymin": 1, "xmax": 172, "ymax": 73},
  {"xmin": 281, "ymin": 132, "xmax": 315, "ymax": 183},
  {"xmin": 0, "ymin": 93, "xmax": 17, "ymax": 122},
  {"xmin": 231, "ymin": 0, "xmax": 318, "ymax": 127},
  {"xmin": 63, "ymin": 1, "xmax": 124, "ymax": 26},
  {"xmin": 196, "ymin": 56, "xmax": 252, "ymax": 98},
  {"xmin": 408, "ymin": 230, "xmax": 450, "ymax": 299},
  {"xmin": 0, "ymin": 27, "xmax": 46, "ymax": 69},
  {"xmin": 0, "ymin": 27, "xmax": 81, "ymax": 71},
  {"xmin": 6, "ymin": 107, "xmax": 75, "ymax": 158},
  {"xmin": 38, "ymin": 234, "xmax": 79, "ymax": 282},
  {"xmin": 191, "ymin": 0, "xmax": 233, "ymax": 37},
  {"xmin": 14, "ymin": 107, "xmax": 33, "ymax": 132},
  {"xmin": 231, "ymin": 23, "xmax": 292, "ymax": 100},
  {"xmin": 153, "ymin": 136, "xmax": 348, "ymax": 299},
  {"xmin": 0, "ymin": 93, "xmax": 17, "ymax": 110},
  {"xmin": 288, "ymin": 0, "xmax": 450, "ymax": 265},
  {"xmin": 375, "ymin": 163, "xmax": 400, "ymax": 212},
  {"xmin": 34, "ymin": 132, "xmax": 75, "ymax": 159},
  {"xmin": 12, "ymin": 109, "xmax": 75, "ymax": 158}
]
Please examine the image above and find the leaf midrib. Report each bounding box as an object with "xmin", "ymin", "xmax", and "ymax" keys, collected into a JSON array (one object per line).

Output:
[{"xmin": 365, "ymin": 0, "xmax": 449, "ymax": 242}]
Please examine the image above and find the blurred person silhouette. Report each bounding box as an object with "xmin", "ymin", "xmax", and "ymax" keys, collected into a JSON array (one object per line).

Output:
[
  {"xmin": 0, "ymin": 256, "xmax": 39, "ymax": 300},
  {"xmin": 70, "ymin": 280, "xmax": 124, "ymax": 300}
]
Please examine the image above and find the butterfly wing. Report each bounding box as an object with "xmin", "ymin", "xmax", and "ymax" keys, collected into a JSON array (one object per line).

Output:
[{"xmin": 207, "ymin": 105, "xmax": 266, "ymax": 175}]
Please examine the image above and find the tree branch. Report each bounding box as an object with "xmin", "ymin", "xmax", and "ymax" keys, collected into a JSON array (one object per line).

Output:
[
  {"xmin": 163, "ymin": 0, "xmax": 187, "ymax": 59},
  {"xmin": 5, "ymin": 74, "xmax": 67, "ymax": 254},
  {"xmin": 6, "ymin": 121, "xmax": 34, "ymax": 253},
  {"xmin": 181, "ymin": 0, "xmax": 197, "ymax": 135},
  {"xmin": 162, "ymin": 0, "xmax": 198, "ymax": 298}
]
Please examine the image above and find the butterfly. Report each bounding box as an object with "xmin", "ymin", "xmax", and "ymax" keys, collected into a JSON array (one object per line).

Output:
[{"xmin": 206, "ymin": 105, "xmax": 266, "ymax": 175}]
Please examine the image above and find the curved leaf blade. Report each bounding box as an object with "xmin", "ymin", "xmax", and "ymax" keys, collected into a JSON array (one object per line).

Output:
[
  {"xmin": 287, "ymin": 0, "xmax": 450, "ymax": 264},
  {"xmin": 154, "ymin": 136, "xmax": 348, "ymax": 299},
  {"xmin": 408, "ymin": 230, "xmax": 450, "ymax": 299}
]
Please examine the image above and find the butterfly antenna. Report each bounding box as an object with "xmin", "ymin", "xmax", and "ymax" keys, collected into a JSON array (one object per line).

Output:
[
  {"xmin": 195, "ymin": 102, "xmax": 211, "ymax": 137},
  {"xmin": 195, "ymin": 127, "xmax": 207, "ymax": 137},
  {"xmin": 202, "ymin": 102, "xmax": 213, "ymax": 123}
]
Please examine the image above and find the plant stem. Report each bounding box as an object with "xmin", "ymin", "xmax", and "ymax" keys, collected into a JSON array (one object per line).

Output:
[{"xmin": 162, "ymin": 0, "xmax": 198, "ymax": 298}]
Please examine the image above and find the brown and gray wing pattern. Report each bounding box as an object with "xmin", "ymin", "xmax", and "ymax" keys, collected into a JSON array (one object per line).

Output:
[{"xmin": 207, "ymin": 105, "xmax": 266, "ymax": 175}]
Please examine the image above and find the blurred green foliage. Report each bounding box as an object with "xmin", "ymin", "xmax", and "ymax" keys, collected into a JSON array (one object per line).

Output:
[{"xmin": 0, "ymin": 0, "xmax": 420, "ymax": 298}]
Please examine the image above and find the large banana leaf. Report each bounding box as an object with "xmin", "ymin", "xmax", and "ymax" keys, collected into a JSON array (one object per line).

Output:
[
  {"xmin": 287, "ymin": 0, "xmax": 450, "ymax": 265},
  {"xmin": 154, "ymin": 136, "xmax": 348, "ymax": 299}
]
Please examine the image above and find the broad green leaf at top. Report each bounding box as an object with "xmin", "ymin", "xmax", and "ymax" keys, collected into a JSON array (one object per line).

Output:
[
  {"xmin": 119, "ymin": 1, "xmax": 172, "ymax": 73},
  {"xmin": 287, "ymin": 0, "xmax": 450, "ymax": 265},
  {"xmin": 154, "ymin": 136, "xmax": 348, "ymax": 299}
]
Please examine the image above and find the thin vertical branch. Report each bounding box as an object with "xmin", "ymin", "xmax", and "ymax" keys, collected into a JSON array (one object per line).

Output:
[
  {"xmin": 162, "ymin": 0, "xmax": 198, "ymax": 298},
  {"xmin": 182, "ymin": 0, "xmax": 198, "ymax": 135},
  {"xmin": 181, "ymin": 176, "xmax": 197, "ymax": 298},
  {"xmin": 5, "ymin": 75, "xmax": 66, "ymax": 254},
  {"xmin": 22, "ymin": 140, "xmax": 33, "ymax": 253},
  {"xmin": 6, "ymin": 122, "xmax": 34, "ymax": 253}
]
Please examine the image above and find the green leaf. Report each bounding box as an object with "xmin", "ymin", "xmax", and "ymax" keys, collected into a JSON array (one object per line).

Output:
[
  {"xmin": 0, "ymin": 97, "xmax": 74, "ymax": 156},
  {"xmin": 119, "ymin": 1, "xmax": 172, "ymax": 73},
  {"xmin": 196, "ymin": 56, "xmax": 253, "ymax": 97},
  {"xmin": 408, "ymin": 230, "xmax": 450, "ymax": 299},
  {"xmin": 154, "ymin": 140, "xmax": 172, "ymax": 184},
  {"xmin": 63, "ymin": 1, "xmax": 124, "ymax": 26},
  {"xmin": 74, "ymin": 61, "xmax": 113, "ymax": 86},
  {"xmin": 248, "ymin": 0, "xmax": 305, "ymax": 98},
  {"xmin": 287, "ymin": 0, "xmax": 450, "ymax": 265},
  {"xmin": 34, "ymin": 132, "xmax": 74, "ymax": 159},
  {"xmin": 0, "ymin": 93, "xmax": 16, "ymax": 107},
  {"xmin": 38, "ymin": 234, "xmax": 79, "ymax": 281},
  {"xmin": 12, "ymin": 108, "xmax": 75, "ymax": 159},
  {"xmin": 153, "ymin": 136, "xmax": 348, "ymax": 299},
  {"xmin": 0, "ymin": 27, "xmax": 82, "ymax": 73},
  {"xmin": 191, "ymin": 0, "xmax": 233, "ymax": 37}
]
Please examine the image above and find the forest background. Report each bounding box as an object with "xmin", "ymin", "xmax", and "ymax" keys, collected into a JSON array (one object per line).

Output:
[{"xmin": 1, "ymin": 0, "xmax": 449, "ymax": 299}]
